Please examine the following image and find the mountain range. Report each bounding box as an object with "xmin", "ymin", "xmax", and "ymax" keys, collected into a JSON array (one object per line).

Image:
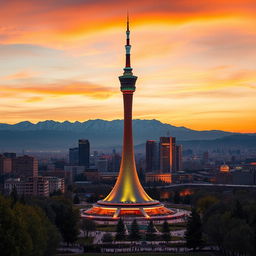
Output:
[{"xmin": 0, "ymin": 119, "xmax": 255, "ymax": 152}]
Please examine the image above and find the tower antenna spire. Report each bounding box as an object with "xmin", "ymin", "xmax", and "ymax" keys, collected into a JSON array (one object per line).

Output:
[
  {"xmin": 127, "ymin": 11, "xmax": 130, "ymax": 32},
  {"xmin": 124, "ymin": 11, "xmax": 131, "ymax": 71}
]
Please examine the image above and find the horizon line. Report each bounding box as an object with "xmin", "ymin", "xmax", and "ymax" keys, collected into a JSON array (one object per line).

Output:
[{"xmin": 0, "ymin": 118, "xmax": 255, "ymax": 134}]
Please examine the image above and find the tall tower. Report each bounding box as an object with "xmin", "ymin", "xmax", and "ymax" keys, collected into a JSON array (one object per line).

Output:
[
  {"xmin": 83, "ymin": 16, "xmax": 175, "ymax": 223},
  {"xmin": 102, "ymin": 14, "xmax": 153, "ymax": 203}
]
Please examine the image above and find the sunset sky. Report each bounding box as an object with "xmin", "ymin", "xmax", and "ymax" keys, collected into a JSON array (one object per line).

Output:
[{"xmin": 0, "ymin": 0, "xmax": 256, "ymax": 132}]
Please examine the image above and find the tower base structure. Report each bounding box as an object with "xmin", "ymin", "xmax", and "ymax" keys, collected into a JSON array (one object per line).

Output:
[{"xmin": 81, "ymin": 200, "xmax": 186, "ymax": 224}]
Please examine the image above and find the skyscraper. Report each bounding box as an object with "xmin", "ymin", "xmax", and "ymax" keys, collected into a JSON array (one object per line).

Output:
[
  {"xmin": 69, "ymin": 147, "xmax": 79, "ymax": 165},
  {"xmin": 83, "ymin": 16, "xmax": 174, "ymax": 223},
  {"xmin": 159, "ymin": 137, "xmax": 182, "ymax": 173},
  {"xmin": 175, "ymin": 144, "xmax": 183, "ymax": 172},
  {"xmin": 146, "ymin": 140, "xmax": 159, "ymax": 172},
  {"xmin": 159, "ymin": 137, "xmax": 176, "ymax": 173},
  {"xmin": 78, "ymin": 139, "xmax": 90, "ymax": 168}
]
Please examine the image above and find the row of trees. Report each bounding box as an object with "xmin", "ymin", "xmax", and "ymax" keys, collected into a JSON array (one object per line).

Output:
[
  {"xmin": 81, "ymin": 218, "xmax": 172, "ymax": 242},
  {"xmin": 102, "ymin": 219, "xmax": 171, "ymax": 243}
]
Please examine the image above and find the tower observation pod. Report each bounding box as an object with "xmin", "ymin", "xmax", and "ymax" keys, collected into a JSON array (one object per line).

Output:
[{"xmin": 82, "ymin": 16, "xmax": 180, "ymax": 223}]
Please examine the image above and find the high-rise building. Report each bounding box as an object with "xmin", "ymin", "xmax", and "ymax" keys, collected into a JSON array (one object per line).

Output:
[
  {"xmin": 146, "ymin": 140, "xmax": 159, "ymax": 172},
  {"xmin": 159, "ymin": 137, "xmax": 182, "ymax": 173},
  {"xmin": 159, "ymin": 137, "xmax": 176, "ymax": 173},
  {"xmin": 69, "ymin": 147, "xmax": 79, "ymax": 165},
  {"xmin": 83, "ymin": 16, "xmax": 174, "ymax": 223},
  {"xmin": 0, "ymin": 154, "xmax": 12, "ymax": 175},
  {"xmin": 12, "ymin": 155, "xmax": 38, "ymax": 177},
  {"xmin": 78, "ymin": 139, "xmax": 90, "ymax": 168},
  {"xmin": 175, "ymin": 145, "xmax": 183, "ymax": 172}
]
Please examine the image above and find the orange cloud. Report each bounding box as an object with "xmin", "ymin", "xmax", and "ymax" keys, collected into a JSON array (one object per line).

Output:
[
  {"xmin": 0, "ymin": 0, "xmax": 255, "ymax": 47},
  {"xmin": 0, "ymin": 81, "xmax": 117, "ymax": 100},
  {"xmin": 2, "ymin": 71, "xmax": 39, "ymax": 80}
]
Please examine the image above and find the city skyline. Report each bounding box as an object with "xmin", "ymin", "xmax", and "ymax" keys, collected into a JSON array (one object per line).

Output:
[{"xmin": 0, "ymin": 0, "xmax": 256, "ymax": 132}]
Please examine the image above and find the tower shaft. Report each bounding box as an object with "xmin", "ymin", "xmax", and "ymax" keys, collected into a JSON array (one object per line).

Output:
[
  {"xmin": 101, "ymin": 15, "xmax": 153, "ymax": 204},
  {"xmin": 103, "ymin": 90, "xmax": 153, "ymax": 203}
]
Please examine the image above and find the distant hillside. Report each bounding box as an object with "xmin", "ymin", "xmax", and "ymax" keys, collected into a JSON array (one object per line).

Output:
[
  {"xmin": 180, "ymin": 134, "xmax": 256, "ymax": 150},
  {"xmin": 0, "ymin": 119, "xmax": 253, "ymax": 152}
]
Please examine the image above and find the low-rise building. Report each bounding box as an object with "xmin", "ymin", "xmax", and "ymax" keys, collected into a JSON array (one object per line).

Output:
[
  {"xmin": 172, "ymin": 172, "xmax": 193, "ymax": 184},
  {"xmin": 4, "ymin": 176, "xmax": 63, "ymax": 197},
  {"xmin": 44, "ymin": 176, "xmax": 65, "ymax": 194},
  {"xmin": 145, "ymin": 173, "xmax": 172, "ymax": 183}
]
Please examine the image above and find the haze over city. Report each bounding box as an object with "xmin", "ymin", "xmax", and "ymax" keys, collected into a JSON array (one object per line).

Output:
[{"xmin": 1, "ymin": 0, "xmax": 255, "ymax": 132}]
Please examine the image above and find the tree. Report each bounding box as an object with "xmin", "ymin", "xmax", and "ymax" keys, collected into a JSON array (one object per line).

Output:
[
  {"xmin": 173, "ymin": 191, "xmax": 180, "ymax": 204},
  {"xmin": 51, "ymin": 197, "xmax": 80, "ymax": 245},
  {"xmin": 73, "ymin": 194, "xmax": 80, "ymax": 204},
  {"xmin": 61, "ymin": 206, "xmax": 80, "ymax": 245},
  {"xmin": 0, "ymin": 195, "xmax": 60, "ymax": 256},
  {"xmin": 44, "ymin": 220, "xmax": 61, "ymax": 256},
  {"xmin": 0, "ymin": 196, "xmax": 32, "ymax": 256},
  {"xmin": 50, "ymin": 189, "xmax": 63, "ymax": 196},
  {"xmin": 196, "ymin": 195, "xmax": 219, "ymax": 214},
  {"xmin": 115, "ymin": 218, "xmax": 126, "ymax": 241},
  {"xmin": 10, "ymin": 186, "xmax": 18, "ymax": 206},
  {"xmin": 162, "ymin": 220, "xmax": 171, "ymax": 242},
  {"xmin": 183, "ymin": 194, "xmax": 191, "ymax": 205},
  {"xmin": 102, "ymin": 233, "xmax": 113, "ymax": 243},
  {"xmin": 224, "ymin": 220, "xmax": 253, "ymax": 256},
  {"xmin": 252, "ymin": 214, "xmax": 256, "ymax": 255},
  {"xmin": 80, "ymin": 218, "xmax": 96, "ymax": 237},
  {"xmin": 129, "ymin": 219, "xmax": 141, "ymax": 241},
  {"xmin": 15, "ymin": 204, "xmax": 48, "ymax": 256},
  {"xmin": 185, "ymin": 208, "xmax": 203, "ymax": 251},
  {"xmin": 19, "ymin": 193, "xmax": 26, "ymax": 205},
  {"xmin": 232, "ymin": 200, "xmax": 245, "ymax": 220},
  {"xmin": 205, "ymin": 212, "xmax": 254, "ymax": 256},
  {"xmin": 146, "ymin": 220, "xmax": 156, "ymax": 241}
]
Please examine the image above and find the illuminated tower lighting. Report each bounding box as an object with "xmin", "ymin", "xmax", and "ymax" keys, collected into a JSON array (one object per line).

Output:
[{"xmin": 82, "ymin": 15, "xmax": 178, "ymax": 223}]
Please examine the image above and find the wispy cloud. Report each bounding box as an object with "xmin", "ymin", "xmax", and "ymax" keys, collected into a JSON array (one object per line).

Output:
[{"xmin": 0, "ymin": 81, "xmax": 117, "ymax": 100}]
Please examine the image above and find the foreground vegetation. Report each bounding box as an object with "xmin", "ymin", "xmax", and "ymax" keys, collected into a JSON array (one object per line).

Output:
[
  {"xmin": 58, "ymin": 253, "xmax": 213, "ymax": 256},
  {"xmin": 0, "ymin": 191, "xmax": 80, "ymax": 256},
  {"xmin": 2, "ymin": 185, "xmax": 256, "ymax": 256}
]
